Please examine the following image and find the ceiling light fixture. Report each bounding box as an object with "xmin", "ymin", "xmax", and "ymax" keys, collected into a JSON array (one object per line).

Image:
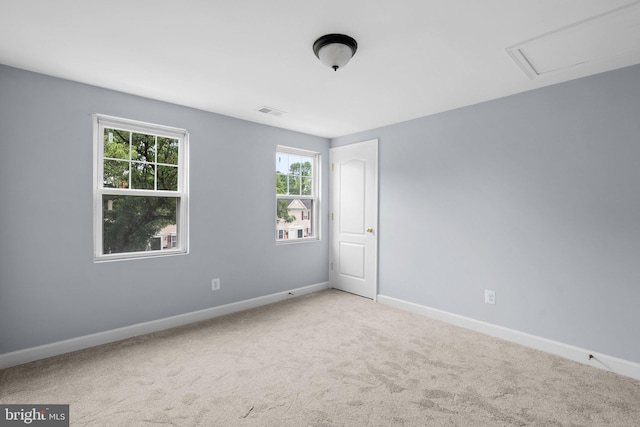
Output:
[{"xmin": 313, "ymin": 34, "xmax": 358, "ymax": 71}]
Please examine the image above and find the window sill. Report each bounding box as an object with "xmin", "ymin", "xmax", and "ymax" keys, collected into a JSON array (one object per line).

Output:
[
  {"xmin": 276, "ymin": 238, "xmax": 320, "ymax": 245},
  {"xmin": 94, "ymin": 249, "xmax": 188, "ymax": 263}
]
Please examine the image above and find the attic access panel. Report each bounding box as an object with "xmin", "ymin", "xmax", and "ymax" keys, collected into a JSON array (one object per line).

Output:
[{"xmin": 507, "ymin": 2, "xmax": 640, "ymax": 79}]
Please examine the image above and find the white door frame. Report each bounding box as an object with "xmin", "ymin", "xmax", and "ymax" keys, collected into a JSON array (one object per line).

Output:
[{"xmin": 329, "ymin": 139, "xmax": 379, "ymax": 300}]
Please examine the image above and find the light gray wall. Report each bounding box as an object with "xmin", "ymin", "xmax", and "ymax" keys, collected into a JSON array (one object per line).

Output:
[
  {"xmin": 332, "ymin": 64, "xmax": 640, "ymax": 364},
  {"xmin": 0, "ymin": 65, "xmax": 329, "ymax": 354}
]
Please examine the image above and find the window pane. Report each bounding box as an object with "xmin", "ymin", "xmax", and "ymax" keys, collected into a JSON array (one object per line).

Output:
[
  {"xmin": 102, "ymin": 195, "xmax": 177, "ymax": 254},
  {"xmin": 104, "ymin": 128, "xmax": 130, "ymax": 160},
  {"xmin": 276, "ymin": 198, "xmax": 314, "ymax": 239},
  {"xmin": 276, "ymin": 153, "xmax": 289, "ymax": 174},
  {"xmin": 157, "ymin": 137, "xmax": 179, "ymax": 165},
  {"xmin": 157, "ymin": 165, "xmax": 178, "ymax": 191},
  {"xmin": 288, "ymin": 175, "xmax": 300, "ymax": 195},
  {"xmin": 276, "ymin": 172, "xmax": 288, "ymax": 195},
  {"xmin": 103, "ymin": 159, "xmax": 129, "ymax": 188},
  {"xmin": 300, "ymin": 157, "xmax": 313, "ymax": 176},
  {"xmin": 301, "ymin": 177, "xmax": 312, "ymax": 196},
  {"xmin": 288, "ymin": 155, "xmax": 302, "ymax": 175},
  {"xmin": 131, "ymin": 162, "xmax": 155, "ymax": 189},
  {"xmin": 132, "ymin": 133, "xmax": 156, "ymax": 163}
]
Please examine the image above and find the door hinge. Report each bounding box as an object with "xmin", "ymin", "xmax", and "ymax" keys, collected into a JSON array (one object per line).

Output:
[
  {"xmin": 330, "ymin": 262, "xmax": 334, "ymax": 271},
  {"xmin": 331, "ymin": 163, "xmax": 334, "ymax": 171},
  {"xmin": 331, "ymin": 212, "xmax": 334, "ymax": 220}
]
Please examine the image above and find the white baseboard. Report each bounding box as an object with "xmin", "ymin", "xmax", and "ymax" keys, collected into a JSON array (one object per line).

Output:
[
  {"xmin": 377, "ymin": 294, "xmax": 640, "ymax": 381},
  {"xmin": 0, "ymin": 282, "xmax": 330, "ymax": 370}
]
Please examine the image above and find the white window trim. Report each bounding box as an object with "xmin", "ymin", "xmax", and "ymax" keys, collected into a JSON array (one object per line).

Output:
[
  {"xmin": 93, "ymin": 114, "xmax": 189, "ymax": 262},
  {"xmin": 276, "ymin": 145, "xmax": 321, "ymax": 244}
]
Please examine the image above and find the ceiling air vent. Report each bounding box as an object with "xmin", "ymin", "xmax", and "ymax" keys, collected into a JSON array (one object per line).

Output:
[{"xmin": 258, "ymin": 106, "xmax": 286, "ymax": 117}]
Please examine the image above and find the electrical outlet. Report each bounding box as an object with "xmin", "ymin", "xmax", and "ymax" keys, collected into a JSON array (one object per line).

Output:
[
  {"xmin": 212, "ymin": 278, "xmax": 220, "ymax": 291},
  {"xmin": 485, "ymin": 290, "xmax": 496, "ymax": 305}
]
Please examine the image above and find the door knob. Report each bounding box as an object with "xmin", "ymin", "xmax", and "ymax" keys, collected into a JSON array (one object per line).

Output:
[{"xmin": 366, "ymin": 227, "xmax": 374, "ymax": 233}]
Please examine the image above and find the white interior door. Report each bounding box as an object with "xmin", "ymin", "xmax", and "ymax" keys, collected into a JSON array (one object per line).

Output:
[{"xmin": 330, "ymin": 139, "xmax": 378, "ymax": 300}]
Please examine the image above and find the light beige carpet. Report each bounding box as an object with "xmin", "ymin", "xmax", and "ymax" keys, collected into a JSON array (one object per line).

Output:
[{"xmin": 1, "ymin": 289, "xmax": 639, "ymax": 426}]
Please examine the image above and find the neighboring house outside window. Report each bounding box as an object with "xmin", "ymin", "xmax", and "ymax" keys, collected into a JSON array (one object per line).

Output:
[
  {"xmin": 154, "ymin": 224, "xmax": 177, "ymax": 249},
  {"xmin": 93, "ymin": 114, "xmax": 189, "ymax": 261},
  {"xmin": 285, "ymin": 199, "xmax": 312, "ymax": 239},
  {"xmin": 276, "ymin": 147, "xmax": 320, "ymax": 242}
]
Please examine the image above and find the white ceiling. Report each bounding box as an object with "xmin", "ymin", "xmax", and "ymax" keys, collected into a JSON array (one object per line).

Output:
[{"xmin": 2, "ymin": 0, "xmax": 640, "ymax": 138}]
